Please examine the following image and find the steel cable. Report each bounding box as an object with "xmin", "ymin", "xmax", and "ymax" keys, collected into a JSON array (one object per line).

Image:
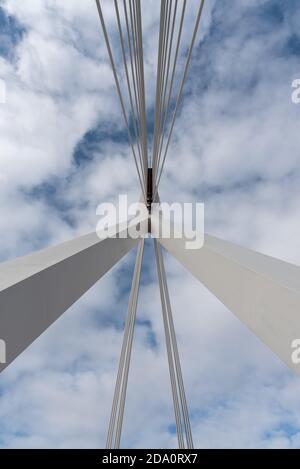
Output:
[
  {"xmin": 114, "ymin": 0, "xmax": 145, "ymax": 181},
  {"xmin": 154, "ymin": 0, "xmax": 205, "ymax": 199},
  {"xmin": 106, "ymin": 240, "xmax": 144, "ymax": 449},
  {"xmin": 95, "ymin": 0, "xmax": 146, "ymax": 199},
  {"xmin": 154, "ymin": 240, "xmax": 194, "ymax": 449}
]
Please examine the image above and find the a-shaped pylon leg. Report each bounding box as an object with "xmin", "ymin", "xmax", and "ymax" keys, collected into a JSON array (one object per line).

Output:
[
  {"xmin": 152, "ymin": 213, "xmax": 300, "ymax": 374},
  {"xmin": 0, "ymin": 222, "xmax": 143, "ymax": 372}
]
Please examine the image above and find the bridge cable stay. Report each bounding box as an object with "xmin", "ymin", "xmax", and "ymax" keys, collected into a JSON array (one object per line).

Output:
[
  {"xmin": 152, "ymin": 0, "xmax": 167, "ymax": 173},
  {"xmin": 154, "ymin": 240, "xmax": 193, "ymax": 449},
  {"xmin": 114, "ymin": 0, "xmax": 146, "ymax": 182},
  {"xmin": 134, "ymin": 0, "xmax": 149, "ymax": 172},
  {"xmin": 123, "ymin": 0, "xmax": 145, "ymax": 178},
  {"xmin": 154, "ymin": 0, "xmax": 179, "ymax": 175},
  {"xmin": 106, "ymin": 240, "xmax": 144, "ymax": 449},
  {"xmin": 152, "ymin": 0, "xmax": 185, "ymax": 177},
  {"xmin": 95, "ymin": 0, "xmax": 206, "ymax": 448},
  {"xmin": 154, "ymin": 0, "xmax": 186, "ymax": 180},
  {"xmin": 153, "ymin": 0, "xmax": 173, "ymax": 173},
  {"xmin": 96, "ymin": 0, "xmax": 147, "ymax": 199},
  {"xmin": 128, "ymin": 0, "xmax": 148, "ymax": 178},
  {"xmin": 153, "ymin": 0, "xmax": 205, "ymax": 200}
]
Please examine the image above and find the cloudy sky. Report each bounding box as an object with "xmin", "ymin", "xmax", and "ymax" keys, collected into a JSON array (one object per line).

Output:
[{"xmin": 1, "ymin": 0, "xmax": 300, "ymax": 449}]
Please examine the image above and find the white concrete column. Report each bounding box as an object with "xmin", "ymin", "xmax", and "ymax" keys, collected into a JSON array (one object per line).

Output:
[
  {"xmin": 0, "ymin": 221, "xmax": 144, "ymax": 372},
  {"xmin": 152, "ymin": 212, "xmax": 300, "ymax": 373}
]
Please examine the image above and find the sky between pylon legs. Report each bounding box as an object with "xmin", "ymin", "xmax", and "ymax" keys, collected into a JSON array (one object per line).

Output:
[{"xmin": 0, "ymin": 0, "xmax": 300, "ymax": 448}]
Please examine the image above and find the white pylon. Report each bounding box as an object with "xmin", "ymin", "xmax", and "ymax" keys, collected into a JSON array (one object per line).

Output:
[
  {"xmin": 0, "ymin": 220, "xmax": 144, "ymax": 372},
  {"xmin": 152, "ymin": 211, "xmax": 300, "ymax": 374}
]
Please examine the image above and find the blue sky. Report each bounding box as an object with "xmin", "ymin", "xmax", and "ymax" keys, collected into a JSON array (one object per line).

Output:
[{"xmin": 0, "ymin": 0, "xmax": 300, "ymax": 448}]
